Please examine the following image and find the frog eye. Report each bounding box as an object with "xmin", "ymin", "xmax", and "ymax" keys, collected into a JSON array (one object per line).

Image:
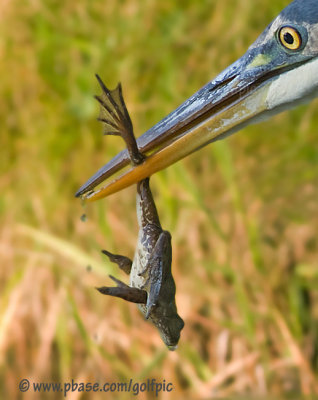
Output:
[{"xmin": 278, "ymin": 26, "xmax": 302, "ymax": 50}]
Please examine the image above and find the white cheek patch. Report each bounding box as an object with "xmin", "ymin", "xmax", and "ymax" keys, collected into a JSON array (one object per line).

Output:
[{"xmin": 266, "ymin": 56, "xmax": 318, "ymax": 110}]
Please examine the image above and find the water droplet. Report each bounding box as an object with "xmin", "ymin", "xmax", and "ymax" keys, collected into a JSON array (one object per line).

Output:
[{"xmin": 80, "ymin": 214, "xmax": 87, "ymax": 222}]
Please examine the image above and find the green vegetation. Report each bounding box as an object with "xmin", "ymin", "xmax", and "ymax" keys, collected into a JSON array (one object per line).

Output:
[{"xmin": 1, "ymin": 0, "xmax": 318, "ymax": 398}]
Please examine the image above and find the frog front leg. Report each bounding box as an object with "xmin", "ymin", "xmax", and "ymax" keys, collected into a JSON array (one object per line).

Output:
[
  {"xmin": 102, "ymin": 249, "xmax": 132, "ymax": 275},
  {"xmin": 97, "ymin": 275, "xmax": 147, "ymax": 304},
  {"xmin": 139, "ymin": 230, "xmax": 172, "ymax": 318},
  {"xmin": 98, "ymin": 251, "xmax": 144, "ymax": 302}
]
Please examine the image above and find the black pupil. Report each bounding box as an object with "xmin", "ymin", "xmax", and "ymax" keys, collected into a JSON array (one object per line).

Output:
[{"xmin": 284, "ymin": 32, "xmax": 294, "ymax": 45}]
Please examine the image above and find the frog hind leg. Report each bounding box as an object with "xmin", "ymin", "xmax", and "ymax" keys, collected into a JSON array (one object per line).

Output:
[
  {"xmin": 138, "ymin": 231, "xmax": 172, "ymax": 318},
  {"xmin": 102, "ymin": 249, "xmax": 132, "ymax": 275},
  {"xmin": 97, "ymin": 275, "xmax": 147, "ymax": 304},
  {"xmin": 136, "ymin": 178, "xmax": 161, "ymax": 228}
]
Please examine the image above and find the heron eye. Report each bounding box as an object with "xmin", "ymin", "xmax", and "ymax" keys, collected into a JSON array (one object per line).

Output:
[{"xmin": 278, "ymin": 26, "xmax": 302, "ymax": 50}]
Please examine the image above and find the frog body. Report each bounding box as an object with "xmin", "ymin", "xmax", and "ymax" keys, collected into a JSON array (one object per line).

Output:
[{"xmin": 95, "ymin": 75, "xmax": 184, "ymax": 349}]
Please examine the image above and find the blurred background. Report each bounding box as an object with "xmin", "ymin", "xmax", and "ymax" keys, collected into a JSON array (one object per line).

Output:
[{"xmin": 1, "ymin": 0, "xmax": 318, "ymax": 398}]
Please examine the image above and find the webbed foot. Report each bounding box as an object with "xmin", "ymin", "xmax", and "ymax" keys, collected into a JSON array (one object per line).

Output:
[{"xmin": 95, "ymin": 74, "xmax": 144, "ymax": 166}]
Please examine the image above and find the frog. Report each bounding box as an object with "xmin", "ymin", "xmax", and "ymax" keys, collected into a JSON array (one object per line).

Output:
[{"xmin": 94, "ymin": 75, "xmax": 184, "ymax": 350}]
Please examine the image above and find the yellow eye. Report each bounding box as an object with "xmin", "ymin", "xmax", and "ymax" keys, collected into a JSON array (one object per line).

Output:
[{"xmin": 279, "ymin": 26, "xmax": 302, "ymax": 50}]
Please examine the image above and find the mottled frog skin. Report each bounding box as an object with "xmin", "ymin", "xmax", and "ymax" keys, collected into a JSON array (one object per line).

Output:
[{"xmin": 95, "ymin": 75, "xmax": 184, "ymax": 349}]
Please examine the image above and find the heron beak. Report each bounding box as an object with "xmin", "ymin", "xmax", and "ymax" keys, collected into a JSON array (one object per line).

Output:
[{"xmin": 77, "ymin": 38, "xmax": 317, "ymax": 201}]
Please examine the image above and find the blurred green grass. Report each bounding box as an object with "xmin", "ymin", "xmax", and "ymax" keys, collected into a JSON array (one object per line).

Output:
[{"xmin": 1, "ymin": 0, "xmax": 318, "ymax": 398}]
